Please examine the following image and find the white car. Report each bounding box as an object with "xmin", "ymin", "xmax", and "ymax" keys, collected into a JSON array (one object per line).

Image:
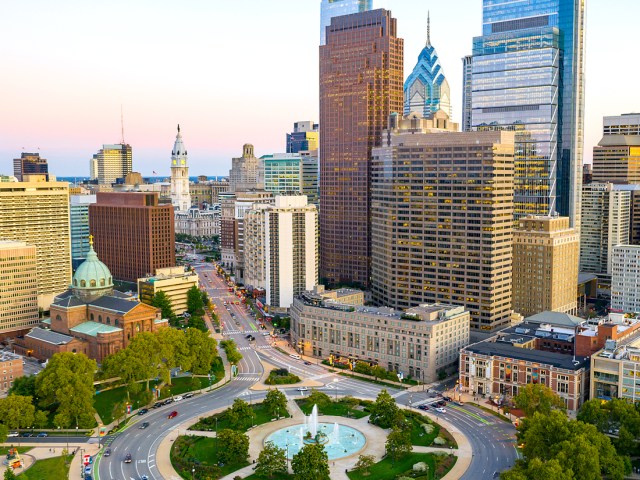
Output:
[
  {"xmin": 7, "ymin": 432, "xmax": 18, "ymax": 437},
  {"xmin": 297, "ymin": 387, "xmax": 308, "ymax": 392},
  {"xmin": 173, "ymin": 395, "xmax": 183, "ymax": 402},
  {"xmin": 435, "ymin": 407, "xmax": 446, "ymax": 413}
]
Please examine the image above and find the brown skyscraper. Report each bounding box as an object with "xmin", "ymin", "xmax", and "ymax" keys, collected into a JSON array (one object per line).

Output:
[
  {"xmin": 89, "ymin": 192, "xmax": 175, "ymax": 282},
  {"xmin": 319, "ymin": 9, "xmax": 404, "ymax": 287}
]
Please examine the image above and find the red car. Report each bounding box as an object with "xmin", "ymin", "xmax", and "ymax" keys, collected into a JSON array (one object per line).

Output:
[{"xmin": 168, "ymin": 411, "xmax": 178, "ymax": 419}]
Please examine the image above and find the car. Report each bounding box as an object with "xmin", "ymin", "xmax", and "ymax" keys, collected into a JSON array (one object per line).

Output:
[
  {"xmin": 37, "ymin": 432, "xmax": 48, "ymax": 437},
  {"xmin": 437, "ymin": 400, "xmax": 447, "ymax": 407},
  {"xmin": 304, "ymin": 361, "xmax": 312, "ymax": 365},
  {"xmin": 435, "ymin": 407, "xmax": 446, "ymax": 413},
  {"xmin": 84, "ymin": 476, "xmax": 93, "ymax": 480},
  {"xmin": 184, "ymin": 392, "xmax": 194, "ymax": 399},
  {"xmin": 103, "ymin": 449, "xmax": 111, "ymax": 457},
  {"xmin": 140, "ymin": 476, "xmax": 149, "ymax": 480},
  {"xmin": 289, "ymin": 353, "xmax": 301, "ymax": 359},
  {"xmin": 163, "ymin": 398, "xmax": 173, "ymax": 405},
  {"xmin": 124, "ymin": 453, "xmax": 132, "ymax": 463},
  {"xmin": 152, "ymin": 402, "xmax": 163, "ymax": 409},
  {"xmin": 245, "ymin": 334, "xmax": 252, "ymax": 339},
  {"xmin": 442, "ymin": 395, "xmax": 452, "ymax": 402},
  {"xmin": 418, "ymin": 405, "xmax": 430, "ymax": 411},
  {"xmin": 297, "ymin": 387, "xmax": 308, "ymax": 392},
  {"xmin": 262, "ymin": 331, "xmax": 271, "ymax": 336},
  {"xmin": 173, "ymin": 395, "xmax": 183, "ymax": 402},
  {"xmin": 7, "ymin": 432, "xmax": 18, "ymax": 438},
  {"xmin": 21, "ymin": 432, "xmax": 33, "ymax": 437},
  {"xmin": 85, "ymin": 465, "xmax": 92, "ymax": 474},
  {"xmin": 139, "ymin": 422, "xmax": 150, "ymax": 429},
  {"xmin": 168, "ymin": 411, "xmax": 178, "ymax": 419},
  {"xmin": 138, "ymin": 408, "xmax": 148, "ymax": 415}
]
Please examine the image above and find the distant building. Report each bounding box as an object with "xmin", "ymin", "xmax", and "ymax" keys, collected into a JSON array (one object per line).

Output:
[
  {"xmin": 229, "ymin": 144, "xmax": 262, "ymax": 193},
  {"xmin": 170, "ymin": 125, "xmax": 191, "ymax": 212},
  {"xmin": 291, "ymin": 293, "xmax": 470, "ymax": 383},
  {"xmin": 89, "ymin": 192, "xmax": 175, "ymax": 283},
  {"xmin": 0, "ymin": 177, "xmax": 71, "ymax": 310},
  {"xmin": 319, "ymin": 0, "xmax": 373, "ymax": 46},
  {"xmin": 175, "ymin": 206, "xmax": 219, "ymax": 238},
  {"xmin": 0, "ymin": 241, "xmax": 39, "ymax": 337},
  {"xmin": 138, "ymin": 266, "xmax": 199, "ymax": 316},
  {"xmin": 512, "ymin": 216, "xmax": 579, "ymax": 318},
  {"xmin": 0, "ymin": 352, "xmax": 23, "ymax": 394},
  {"xmin": 124, "ymin": 172, "xmax": 143, "ymax": 186},
  {"xmin": 593, "ymin": 114, "xmax": 640, "ymax": 185},
  {"xmin": 70, "ymin": 194, "xmax": 97, "ymax": 269},
  {"xmin": 286, "ymin": 121, "xmax": 318, "ymax": 154},
  {"xmin": 95, "ymin": 144, "xmax": 132, "ymax": 185},
  {"xmin": 90, "ymin": 155, "xmax": 98, "ymax": 181},
  {"xmin": 611, "ymin": 246, "xmax": 640, "ymax": 313},
  {"xmin": 189, "ymin": 180, "xmax": 229, "ymax": 208},
  {"xmin": 260, "ymin": 152, "xmax": 319, "ymax": 205},
  {"xmin": 13, "ymin": 152, "xmax": 48, "ymax": 181},
  {"xmin": 461, "ymin": 55, "xmax": 473, "ymax": 132}
]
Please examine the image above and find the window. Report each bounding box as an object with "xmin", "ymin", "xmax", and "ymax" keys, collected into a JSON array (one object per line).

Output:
[
  {"xmin": 98, "ymin": 315, "xmax": 102, "ymax": 323},
  {"xmin": 106, "ymin": 317, "xmax": 110, "ymax": 325},
  {"xmin": 90, "ymin": 280, "xmax": 96, "ymax": 287},
  {"xmin": 81, "ymin": 280, "xmax": 86, "ymax": 287},
  {"xmin": 56, "ymin": 315, "xmax": 62, "ymax": 321},
  {"xmin": 100, "ymin": 278, "xmax": 105, "ymax": 286}
]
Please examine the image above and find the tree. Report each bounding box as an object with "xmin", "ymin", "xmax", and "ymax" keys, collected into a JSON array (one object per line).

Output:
[
  {"xmin": 385, "ymin": 426, "xmax": 412, "ymax": 461},
  {"xmin": 255, "ymin": 441, "xmax": 287, "ymax": 478},
  {"xmin": 36, "ymin": 352, "xmax": 97, "ymax": 428},
  {"xmin": 185, "ymin": 328, "xmax": 217, "ymax": 374},
  {"xmin": 151, "ymin": 291, "xmax": 176, "ymax": 324},
  {"xmin": 513, "ymin": 384, "xmax": 566, "ymax": 417},
  {"xmin": 4, "ymin": 468, "xmax": 17, "ymax": 480},
  {"xmin": 501, "ymin": 458, "xmax": 574, "ymax": 480},
  {"xmin": 8, "ymin": 375, "xmax": 36, "ymax": 398},
  {"xmin": 0, "ymin": 395, "xmax": 35, "ymax": 430},
  {"xmin": 370, "ymin": 389, "xmax": 400, "ymax": 428},
  {"xmin": 0, "ymin": 424, "xmax": 7, "ymax": 444},
  {"xmin": 220, "ymin": 339, "xmax": 243, "ymax": 365},
  {"xmin": 226, "ymin": 398, "xmax": 255, "ymax": 430},
  {"xmin": 341, "ymin": 396, "xmax": 360, "ymax": 418},
  {"xmin": 371, "ymin": 365, "xmax": 386, "ymax": 381},
  {"xmin": 112, "ymin": 402, "xmax": 126, "ymax": 427},
  {"xmin": 264, "ymin": 389, "xmax": 288, "ymax": 417},
  {"xmin": 291, "ymin": 443, "xmax": 330, "ymax": 480},
  {"xmin": 216, "ymin": 429, "xmax": 249, "ymax": 465},
  {"xmin": 306, "ymin": 389, "xmax": 331, "ymax": 410},
  {"xmin": 157, "ymin": 327, "xmax": 191, "ymax": 374},
  {"xmin": 353, "ymin": 454, "xmax": 375, "ymax": 476},
  {"xmin": 187, "ymin": 285, "xmax": 205, "ymax": 315},
  {"xmin": 188, "ymin": 315, "xmax": 208, "ymax": 332},
  {"xmin": 33, "ymin": 410, "xmax": 48, "ymax": 429}
]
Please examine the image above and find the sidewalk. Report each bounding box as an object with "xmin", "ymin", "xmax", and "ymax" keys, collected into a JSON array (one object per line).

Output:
[{"xmin": 0, "ymin": 444, "xmax": 96, "ymax": 479}]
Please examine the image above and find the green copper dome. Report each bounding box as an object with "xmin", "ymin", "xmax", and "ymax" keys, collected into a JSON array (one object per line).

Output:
[{"xmin": 72, "ymin": 237, "xmax": 113, "ymax": 301}]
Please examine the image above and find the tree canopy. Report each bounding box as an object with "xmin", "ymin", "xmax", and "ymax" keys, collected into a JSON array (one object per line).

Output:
[
  {"xmin": 264, "ymin": 388, "xmax": 288, "ymax": 417},
  {"xmin": 291, "ymin": 443, "xmax": 330, "ymax": 480},
  {"xmin": 369, "ymin": 389, "xmax": 400, "ymax": 428},
  {"xmin": 216, "ymin": 429, "xmax": 249, "ymax": 465},
  {"xmin": 187, "ymin": 285, "xmax": 205, "ymax": 316},
  {"xmin": 151, "ymin": 291, "xmax": 176, "ymax": 324},
  {"xmin": 255, "ymin": 441, "xmax": 287, "ymax": 478},
  {"xmin": 513, "ymin": 384, "xmax": 566, "ymax": 417}
]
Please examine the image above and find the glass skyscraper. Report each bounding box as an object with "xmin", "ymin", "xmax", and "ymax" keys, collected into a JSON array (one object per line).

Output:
[
  {"xmin": 467, "ymin": 0, "xmax": 585, "ymax": 226},
  {"xmin": 320, "ymin": 0, "xmax": 373, "ymax": 45}
]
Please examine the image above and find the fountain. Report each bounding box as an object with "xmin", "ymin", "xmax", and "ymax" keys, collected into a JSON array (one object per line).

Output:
[{"xmin": 265, "ymin": 404, "xmax": 366, "ymax": 460}]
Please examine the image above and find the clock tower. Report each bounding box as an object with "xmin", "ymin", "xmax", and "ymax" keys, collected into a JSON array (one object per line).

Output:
[{"xmin": 170, "ymin": 124, "xmax": 191, "ymax": 211}]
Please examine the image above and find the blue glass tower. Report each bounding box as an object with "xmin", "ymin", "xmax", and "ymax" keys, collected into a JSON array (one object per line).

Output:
[
  {"xmin": 470, "ymin": 0, "xmax": 585, "ymax": 226},
  {"xmin": 320, "ymin": 0, "xmax": 373, "ymax": 46},
  {"xmin": 404, "ymin": 14, "xmax": 451, "ymax": 118}
]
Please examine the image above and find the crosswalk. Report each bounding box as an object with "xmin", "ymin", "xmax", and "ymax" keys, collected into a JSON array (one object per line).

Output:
[
  {"xmin": 235, "ymin": 373, "xmax": 261, "ymax": 382},
  {"xmin": 221, "ymin": 330, "xmax": 244, "ymax": 335},
  {"xmin": 238, "ymin": 345, "xmax": 272, "ymax": 351}
]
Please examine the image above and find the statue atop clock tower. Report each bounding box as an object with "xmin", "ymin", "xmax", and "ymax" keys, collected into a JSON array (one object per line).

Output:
[{"xmin": 170, "ymin": 124, "xmax": 191, "ymax": 211}]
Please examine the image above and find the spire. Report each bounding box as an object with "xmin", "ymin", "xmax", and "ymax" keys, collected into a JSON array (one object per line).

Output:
[
  {"xmin": 426, "ymin": 11, "xmax": 431, "ymax": 46},
  {"xmin": 177, "ymin": 123, "xmax": 180, "ymax": 134}
]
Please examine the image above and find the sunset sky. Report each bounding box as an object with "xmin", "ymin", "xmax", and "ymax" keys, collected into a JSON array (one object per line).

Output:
[{"xmin": 0, "ymin": 0, "xmax": 636, "ymax": 178}]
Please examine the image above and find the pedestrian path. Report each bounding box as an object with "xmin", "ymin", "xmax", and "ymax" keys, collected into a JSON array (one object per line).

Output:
[{"xmin": 238, "ymin": 345, "xmax": 272, "ymax": 351}]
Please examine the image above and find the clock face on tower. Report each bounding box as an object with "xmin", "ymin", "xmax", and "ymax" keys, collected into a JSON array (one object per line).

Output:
[
  {"xmin": 172, "ymin": 160, "xmax": 177, "ymax": 165},
  {"xmin": 181, "ymin": 160, "xmax": 185, "ymax": 165}
]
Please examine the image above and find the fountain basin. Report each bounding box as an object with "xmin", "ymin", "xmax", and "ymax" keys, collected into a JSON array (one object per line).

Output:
[{"xmin": 265, "ymin": 423, "xmax": 366, "ymax": 460}]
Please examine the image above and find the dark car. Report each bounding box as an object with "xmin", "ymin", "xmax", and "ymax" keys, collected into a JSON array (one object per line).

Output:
[
  {"xmin": 138, "ymin": 408, "xmax": 149, "ymax": 415},
  {"xmin": 245, "ymin": 334, "xmax": 252, "ymax": 339},
  {"xmin": 85, "ymin": 476, "xmax": 93, "ymax": 480},
  {"xmin": 152, "ymin": 402, "xmax": 163, "ymax": 409},
  {"xmin": 168, "ymin": 411, "xmax": 178, "ymax": 419},
  {"xmin": 442, "ymin": 395, "xmax": 452, "ymax": 402},
  {"xmin": 418, "ymin": 405, "xmax": 430, "ymax": 411},
  {"xmin": 103, "ymin": 449, "xmax": 111, "ymax": 457},
  {"xmin": 437, "ymin": 400, "xmax": 447, "ymax": 407},
  {"xmin": 37, "ymin": 432, "xmax": 48, "ymax": 437},
  {"xmin": 139, "ymin": 422, "xmax": 150, "ymax": 429},
  {"xmin": 304, "ymin": 361, "xmax": 312, "ymax": 365},
  {"xmin": 163, "ymin": 398, "xmax": 173, "ymax": 405},
  {"xmin": 21, "ymin": 432, "xmax": 33, "ymax": 437},
  {"xmin": 184, "ymin": 392, "xmax": 194, "ymax": 399},
  {"xmin": 124, "ymin": 453, "xmax": 132, "ymax": 464}
]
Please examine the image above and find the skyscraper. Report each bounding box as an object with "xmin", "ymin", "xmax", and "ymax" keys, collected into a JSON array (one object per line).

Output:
[
  {"xmin": 286, "ymin": 121, "xmax": 319, "ymax": 154},
  {"xmin": 593, "ymin": 114, "xmax": 640, "ymax": 184},
  {"xmin": 70, "ymin": 194, "xmax": 97, "ymax": 269},
  {"xmin": 319, "ymin": 9, "xmax": 404, "ymax": 287},
  {"xmin": 468, "ymin": 0, "xmax": 586, "ymax": 226},
  {"xmin": 461, "ymin": 55, "xmax": 473, "ymax": 132},
  {"xmin": 403, "ymin": 13, "xmax": 451, "ymax": 118},
  {"xmin": 96, "ymin": 143, "xmax": 133, "ymax": 185},
  {"xmin": 229, "ymin": 144, "xmax": 262, "ymax": 193},
  {"xmin": 0, "ymin": 240, "xmax": 39, "ymax": 335},
  {"xmin": 319, "ymin": 0, "xmax": 373, "ymax": 46},
  {"xmin": 170, "ymin": 125, "xmax": 191, "ymax": 211},
  {"xmin": 13, "ymin": 152, "xmax": 49, "ymax": 181}
]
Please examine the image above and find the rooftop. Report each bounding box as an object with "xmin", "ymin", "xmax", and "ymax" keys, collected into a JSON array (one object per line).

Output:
[
  {"xmin": 464, "ymin": 341, "xmax": 588, "ymax": 371},
  {"xmin": 524, "ymin": 311, "xmax": 584, "ymax": 329},
  {"xmin": 26, "ymin": 327, "xmax": 74, "ymax": 345},
  {"xmin": 0, "ymin": 351, "xmax": 22, "ymax": 362},
  {"xmin": 70, "ymin": 321, "xmax": 122, "ymax": 337}
]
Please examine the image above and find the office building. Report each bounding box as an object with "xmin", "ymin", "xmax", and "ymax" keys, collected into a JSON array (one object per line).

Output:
[
  {"xmin": 461, "ymin": 55, "xmax": 473, "ymax": 132},
  {"xmin": 13, "ymin": 153, "xmax": 48, "ymax": 181},
  {"xmin": 467, "ymin": 0, "xmax": 586, "ymax": 226},
  {"xmin": 0, "ymin": 352, "xmax": 23, "ymax": 394},
  {"xmin": 229, "ymin": 144, "xmax": 262, "ymax": 192},
  {"xmin": 0, "ymin": 177, "xmax": 71, "ymax": 310},
  {"xmin": 0, "ymin": 241, "xmax": 39, "ymax": 336},
  {"xmin": 404, "ymin": 13, "xmax": 451, "ymax": 118},
  {"xmin": 95, "ymin": 143, "xmax": 133, "ymax": 185},
  {"xmin": 611, "ymin": 246, "xmax": 640, "ymax": 313},
  {"xmin": 190, "ymin": 180, "xmax": 229, "ymax": 208},
  {"xmin": 170, "ymin": 125, "xmax": 192, "ymax": 211},
  {"xmin": 512, "ymin": 216, "xmax": 579, "ymax": 318},
  {"xmin": 371, "ymin": 112, "xmax": 514, "ymax": 332},
  {"xmin": 320, "ymin": 9, "xmax": 404, "ymax": 287},
  {"xmin": 90, "ymin": 155, "xmax": 98, "ymax": 180},
  {"xmin": 319, "ymin": 0, "xmax": 373, "ymax": 46},
  {"xmin": 261, "ymin": 153, "xmax": 304, "ymax": 195},
  {"xmin": 70, "ymin": 194, "xmax": 97, "ymax": 269},
  {"xmin": 175, "ymin": 206, "xmax": 219, "ymax": 238},
  {"xmin": 286, "ymin": 121, "xmax": 319, "ymax": 154},
  {"xmin": 580, "ymin": 183, "xmax": 630, "ymax": 279},
  {"xmin": 291, "ymin": 292, "xmax": 470, "ymax": 383},
  {"xmin": 593, "ymin": 114, "xmax": 640, "ymax": 185},
  {"xmin": 89, "ymin": 192, "xmax": 175, "ymax": 282},
  {"xmin": 138, "ymin": 266, "xmax": 199, "ymax": 316},
  {"xmin": 243, "ymin": 196, "xmax": 318, "ymax": 309}
]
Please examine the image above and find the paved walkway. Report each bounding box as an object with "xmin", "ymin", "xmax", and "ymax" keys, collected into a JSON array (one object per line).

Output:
[{"xmin": 0, "ymin": 444, "xmax": 95, "ymax": 479}]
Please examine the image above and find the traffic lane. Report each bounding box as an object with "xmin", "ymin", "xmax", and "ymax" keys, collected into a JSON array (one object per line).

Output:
[{"xmin": 6, "ymin": 435, "xmax": 91, "ymax": 444}]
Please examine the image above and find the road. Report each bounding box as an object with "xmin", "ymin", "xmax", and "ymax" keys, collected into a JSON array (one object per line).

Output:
[{"xmin": 95, "ymin": 263, "xmax": 517, "ymax": 480}]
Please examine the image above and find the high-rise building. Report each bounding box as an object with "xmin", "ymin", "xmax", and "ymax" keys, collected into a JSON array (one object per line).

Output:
[
  {"xmin": 611, "ymin": 246, "xmax": 640, "ymax": 313},
  {"xmin": 229, "ymin": 144, "xmax": 262, "ymax": 193},
  {"xmin": 370, "ymin": 112, "xmax": 515, "ymax": 332},
  {"xmin": 319, "ymin": 0, "xmax": 373, "ymax": 46},
  {"xmin": 259, "ymin": 152, "xmax": 319, "ymax": 206},
  {"xmin": 300, "ymin": 150, "xmax": 319, "ymax": 205},
  {"xmin": 90, "ymin": 155, "xmax": 98, "ymax": 181},
  {"xmin": 469, "ymin": 0, "xmax": 586, "ymax": 226},
  {"xmin": 244, "ymin": 196, "xmax": 318, "ymax": 309},
  {"xmin": 0, "ymin": 240, "xmax": 39, "ymax": 336},
  {"xmin": 403, "ymin": 13, "xmax": 451, "ymax": 118},
  {"xmin": 512, "ymin": 216, "xmax": 579, "ymax": 318},
  {"xmin": 0, "ymin": 177, "xmax": 71, "ymax": 310},
  {"xmin": 286, "ymin": 121, "xmax": 319, "ymax": 154},
  {"xmin": 189, "ymin": 180, "xmax": 229, "ymax": 207},
  {"xmin": 138, "ymin": 266, "xmax": 199, "ymax": 316},
  {"xmin": 580, "ymin": 183, "xmax": 631, "ymax": 280},
  {"xmin": 89, "ymin": 192, "xmax": 175, "ymax": 282},
  {"xmin": 13, "ymin": 153, "xmax": 49, "ymax": 181},
  {"xmin": 70, "ymin": 194, "xmax": 97, "ymax": 269},
  {"xmin": 593, "ymin": 114, "xmax": 640, "ymax": 185},
  {"xmin": 320, "ymin": 9, "xmax": 404, "ymax": 287},
  {"xmin": 96, "ymin": 144, "xmax": 133, "ymax": 185},
  {"xmin": 461, "ymin": 55, "xmax": 473, "ymax": 132},
  {"xmin": 170, "ymin": 125, "xmax": 191, "ymax": 211}
]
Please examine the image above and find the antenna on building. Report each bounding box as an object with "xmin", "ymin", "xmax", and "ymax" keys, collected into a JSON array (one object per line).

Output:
[
  {"xmin": 120, "ymin": 104, "xmax": 125, "ymax": 144},
  {"xmin": 426, "ymin": 11, "xmax": 431, "ymax": 46}
]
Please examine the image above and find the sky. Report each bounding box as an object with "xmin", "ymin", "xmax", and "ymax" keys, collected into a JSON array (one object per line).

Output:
[{"xmin": 0, "ymin": 0, "xmax": 637, "ymax": 178}]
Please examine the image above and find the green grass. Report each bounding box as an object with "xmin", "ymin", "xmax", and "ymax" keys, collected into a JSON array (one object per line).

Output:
[
  {"xmin": 407, "ymin": 414, "xmax": 440, "ymax": 446},
  {"xmin": 0, "ymin": 447, "xmax": 32, "ymax": 456},
  {"xmin": 338, "ymin": 372, "xmax": 408, "ymax": 390},
  {"xmin": 296, "ymin": 399, "xmax": 369, "ymax": 419},
  {"xmin": 347, "ymin": 452, "xmax": 456, "ymax": 480},
  {"xmin": 166, "ymin": 376, "xmax": 211, "ymax": 395},
  {"xmin": 17, "ymin": 454, "xmax": 73, "ymax": 479},
  {"xmin": 94, "ymin": 381, "xmax": 160, "ymax": 424},
  {"xmin": 190, "ymin": 402, "xmax": 283, "ymax": 432},
  {"xmin": 171, "ymin": 435, "xmax": 249, "ymax": 479}
]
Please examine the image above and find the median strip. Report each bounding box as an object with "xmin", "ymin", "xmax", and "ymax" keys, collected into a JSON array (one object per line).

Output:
[{"xmin": 448, "ymin": 404, "xmax": 491, "ymax": 424}]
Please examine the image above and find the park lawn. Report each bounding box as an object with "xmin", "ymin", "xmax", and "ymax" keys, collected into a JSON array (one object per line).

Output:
[
  {"xmin": 347, "ymin": 453, "xmax": 440, "ymax": 480},
  {"xmin": 296, "ymin": 399, "xmax": 369, "ymax": 419},
  {"xmin": 190, "ymin": 402, "xmax": 282, "ymax": 433},
  {"xmin": 167, "ymin": 376, "xmax": 211, "ymax": 396},
  {"xmin": 17, "ymin": 454, "xmax": 73, "ymax": 479},
  {"xmin": 0, "ymin": 447, "xmax": 32, "ymax": 456},
  {"xmin": 408, "ymin": 415, "xmax": 440, "ymax": 446},
  {"xmin": 94, "ymin": 380, "xmax": 160, "ymax": 424},
  {"xmin": 171, "ymin": 435, "xmax": 249, "ymax": 479}
]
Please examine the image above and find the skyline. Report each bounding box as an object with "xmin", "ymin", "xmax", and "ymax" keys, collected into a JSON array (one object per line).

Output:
[{"xmin": 0, "ymin": 0, "xmax": 637, "ymax": 178}]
